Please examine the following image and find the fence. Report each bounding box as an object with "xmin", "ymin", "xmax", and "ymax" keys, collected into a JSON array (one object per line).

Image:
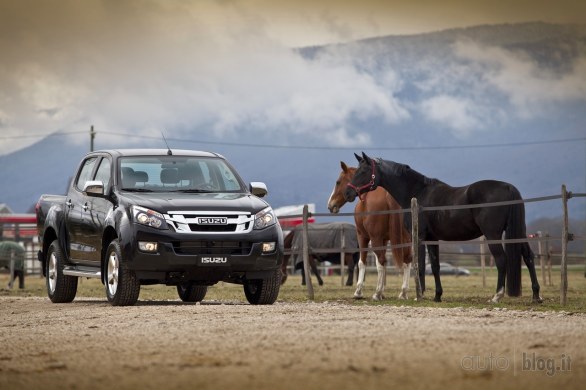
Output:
[
  {"xmin": 287, "ymin": 185, "xmax": 585, "ymax": 305},
  {"xmin": 0, "ymin": 214, "xmax": 42, "ymax": 289}
]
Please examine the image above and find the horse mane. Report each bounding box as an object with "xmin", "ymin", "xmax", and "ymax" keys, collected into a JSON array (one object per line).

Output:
[{"xmin": 385, "ymin": 160, "xmax": 446, "ymax": 187}]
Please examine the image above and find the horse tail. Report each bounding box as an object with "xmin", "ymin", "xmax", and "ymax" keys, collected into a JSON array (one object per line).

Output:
[{"xmin": 504, "ymin": 193, "xmax": 527, "ymax": 297}]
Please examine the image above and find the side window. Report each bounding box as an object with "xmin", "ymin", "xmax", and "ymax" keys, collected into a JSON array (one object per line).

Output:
[
  {"xmin": 94, "ymin": 158, "xmax": 111, "ymax": 194},
  {"xmin": 75, "ymin": 157, "xmax": 98, "ymax": 192}
]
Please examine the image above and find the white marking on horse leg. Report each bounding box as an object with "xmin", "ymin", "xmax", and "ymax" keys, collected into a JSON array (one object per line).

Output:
[
  {"xmin": 372, "ymin": 254, "xmax": 386, "ymax": 301},
  {"xmin": 399, "ymin": 263, "xmax": 411, "ymax": 300},
  {"xmin": 353, "ymin": 260, "xmax": 366, "ymax": 299},
  {"xmin": 490, "ymin": 287, "xmax": 505, "ymax": 304}
]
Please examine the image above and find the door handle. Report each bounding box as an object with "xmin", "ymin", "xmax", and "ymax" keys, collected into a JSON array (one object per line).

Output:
[
  {"xmin": 66, "ymin": 200, "xmax": 72, "ymax": 208},
  {"xmin": 82, "ymin": 203, "xmax": 89, "ymax": 212}
]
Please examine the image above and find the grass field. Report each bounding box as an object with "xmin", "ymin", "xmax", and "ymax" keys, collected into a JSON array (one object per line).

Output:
[{"xmin": 1, "ymin": 267, "xmax": 585, "ymax": 312}]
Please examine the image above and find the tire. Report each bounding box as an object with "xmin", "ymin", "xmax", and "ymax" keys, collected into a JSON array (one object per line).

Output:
[
  {"xmin": 46, "ymin": 240, "xmax": 78, "ymax": 303},
  {"xmin": 243, "ymin": 268, "xmax": 281, "ymax": 305},
  {"xmin": 177, "ymin": 283, "xmax": 208, "ymax": 302},
  {"xmin": 105, "ymin": 240, "xmax": 140, "ymax": 306}
]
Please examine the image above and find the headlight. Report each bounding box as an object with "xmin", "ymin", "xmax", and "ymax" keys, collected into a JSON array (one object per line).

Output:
[
  {"xmin": 131, "ymin": 206, "xmax": 168, "ymax": 229},
  {"xmin": 254, "ymin": 207, "xmax": 276, "ymax": 230}
]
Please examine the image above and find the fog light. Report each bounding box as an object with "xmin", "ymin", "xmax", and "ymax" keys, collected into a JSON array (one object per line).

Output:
[
  {"xmin": 138, "ymin": 241, "xmax": 158, "ymax": 252},
  {"xmin": 262, "ymin": 242, "xmax": 276, "ymax": 253}
]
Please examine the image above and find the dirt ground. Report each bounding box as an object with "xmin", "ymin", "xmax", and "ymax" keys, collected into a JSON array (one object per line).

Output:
[{"xmin": 0, "ymin": 296, "xmax": 584, "ymax": 390}]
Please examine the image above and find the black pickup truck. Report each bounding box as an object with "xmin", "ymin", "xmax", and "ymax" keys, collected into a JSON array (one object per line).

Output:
[{"xmin": 36, "ymin": 149, "xmax": 283, "ymax": 306}]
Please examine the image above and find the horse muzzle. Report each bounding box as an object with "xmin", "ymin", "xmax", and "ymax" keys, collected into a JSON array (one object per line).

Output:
[{"xmin": 328, "ymin": 204, "xmax": 340, "ymax": 214}]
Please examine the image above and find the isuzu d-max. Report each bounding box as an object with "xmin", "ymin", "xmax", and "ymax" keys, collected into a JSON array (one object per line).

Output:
[{"xmin": 36, "ymin": 149, "xmax": 283, "ymax": 306}]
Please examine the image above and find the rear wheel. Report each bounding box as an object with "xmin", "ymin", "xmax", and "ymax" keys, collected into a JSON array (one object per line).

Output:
[
  {"xmin": 177, "ymin": 283, "xmax": 208, "ymax": 302},
  {"xmin": 243, "ymin": 268, "xmax": 281, "ymax": 305},
  {"xmin": 105, "ymin": 240, "xmax": 140, "ymax": 306},
  {"xmin": 46, "ymin": 240, "xmax": 78, "ymax": 303}
]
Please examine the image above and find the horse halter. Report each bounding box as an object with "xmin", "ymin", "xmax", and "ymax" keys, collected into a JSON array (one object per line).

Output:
[{"xmin": 347, "ymin": 159, "xmax": 377, "ymax": 202}]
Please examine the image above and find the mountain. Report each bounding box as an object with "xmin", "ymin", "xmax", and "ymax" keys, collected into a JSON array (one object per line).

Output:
[
  {"xmin": 1, "ymin": 22, "xmax": 585, "ymax": 227},
  {"xmin": 0, "ymin": 135, "xmax": 85, "ymax": 213}
]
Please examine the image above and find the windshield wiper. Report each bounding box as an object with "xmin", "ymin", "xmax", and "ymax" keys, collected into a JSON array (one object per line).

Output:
[
  {"xmin": 173, "ymin": 189, "xmax": 214, "ymax": 193},
  {"xmin": 122, "ymin": 188, "xmax": 154, "ymax": 192}
]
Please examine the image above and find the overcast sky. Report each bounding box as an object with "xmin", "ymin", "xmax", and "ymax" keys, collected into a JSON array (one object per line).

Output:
[{"xmin": 0, "ymin": 0, "xmax": 585, "ymax": 154}]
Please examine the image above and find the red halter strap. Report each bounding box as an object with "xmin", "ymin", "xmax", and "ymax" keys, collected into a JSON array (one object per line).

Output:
[{"xmin": 347, "ymin": 159, "xmax": 376, "ymax": 202}]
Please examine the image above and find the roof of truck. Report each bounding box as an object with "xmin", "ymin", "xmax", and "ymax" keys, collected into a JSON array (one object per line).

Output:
[{"xmin": 89, "ymin": 149, "xmax": 224, "ymax": 158}]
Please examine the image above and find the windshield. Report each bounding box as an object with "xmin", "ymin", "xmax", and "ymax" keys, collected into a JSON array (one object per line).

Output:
[{"xmin": 119, "ymin": 156, "xmax": 246, "ymax": 193}]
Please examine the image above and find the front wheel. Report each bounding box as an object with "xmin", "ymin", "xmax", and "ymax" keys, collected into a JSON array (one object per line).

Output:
[
  {"xmin": 105, "ymin": 240, "xmax": 140, "ymax": 306},
  {"xmin": 46, "ymin": 240, "xmax": 78, "ymax": 303},
  {"xmin": 243, "ymin": 268, "xmax": 281, "ymax": 305},
  {"xmin": 177, "ymin": 283, "xmax": 208, "ymax": 302}
]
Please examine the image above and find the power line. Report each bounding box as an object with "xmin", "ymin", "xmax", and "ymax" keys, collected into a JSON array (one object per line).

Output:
[
  {"xmin": 0, "ymin": 131, "xmax": 87, "ymax": 139},
  {"xmin": 1, "ymin": 129, "xmax": 585, "ymax": 151}
]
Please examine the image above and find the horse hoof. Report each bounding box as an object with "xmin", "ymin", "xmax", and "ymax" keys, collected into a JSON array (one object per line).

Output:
[
  {"xmin": 318, "ymin": 281, "xmax": 324, "ymax": 286},
  {"xmin": 372, "ymin": 294, "xmax": 384, "ymax": 301},
  {"xmin": 398, "ymin": 294, "xmax": 408, "ymax": 300},
  {"xmin": 433, "ymin": 296, "xmax": 441, "ymax": 302},
  {"xmin": 533, "ymin": 296, "xmax": 544, "ymax": 304},
  {"xmin": 353, "ymin": 295, "xmax": 364, "ymax": 300}
]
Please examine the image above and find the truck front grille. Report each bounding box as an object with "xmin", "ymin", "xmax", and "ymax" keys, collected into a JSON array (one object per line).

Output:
[
  {"xmin": 164, "ymin": 211, "xmax": 253, "ymax": 234},
  {"xmin": 173, "ymin": 241, "xmax": 253, "ymax": 256}
]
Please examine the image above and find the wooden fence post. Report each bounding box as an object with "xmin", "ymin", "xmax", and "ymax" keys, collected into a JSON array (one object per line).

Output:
[
  {"xmin": 8, "ymin": 251, "xmax": 15, "ymax": 290},
  {"xmin": 480, "ymin": 236, "xmax": 486, "ymax": 288},
  {"xmin": 411, "ymin": 198, "xmax": 422, "ymax": 300},
  {"xmin": 340, "ymin": 225, "xmax": 346, "ymax": 286},
  {"xmin": 537, "ymin": 231, "xmax": 546, "ymax": 287},
  {"xmin": 560, "ymin": 185, "xmax": 569, "ymax": 305},
  {"xmin": 302, "ymin": 204, "xmax": 314, "ymax": 300},
  {"xmin": 545, "ymin": 233, "xmax": 552, "ymax": 286}
]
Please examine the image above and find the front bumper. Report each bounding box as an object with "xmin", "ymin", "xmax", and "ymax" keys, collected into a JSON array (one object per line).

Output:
[{"xmin": 119, "ymin": 222, "xmax": 283, "ymax": 285}]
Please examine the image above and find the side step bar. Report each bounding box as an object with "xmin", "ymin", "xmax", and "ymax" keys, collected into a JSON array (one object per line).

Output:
[{"xmin": 63, "ymin": 266, "xmax": 101, "ymax": 278}]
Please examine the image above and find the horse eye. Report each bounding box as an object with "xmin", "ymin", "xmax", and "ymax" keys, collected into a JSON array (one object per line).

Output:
[{"xmin": 336, "ymin": 181, "xmax": 340, "ymax": 186}]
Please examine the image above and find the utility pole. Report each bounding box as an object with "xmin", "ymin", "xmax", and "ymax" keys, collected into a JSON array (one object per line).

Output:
[{"xmin": 90, "ymin": 125, "xmax": 96, "ymax": 152}]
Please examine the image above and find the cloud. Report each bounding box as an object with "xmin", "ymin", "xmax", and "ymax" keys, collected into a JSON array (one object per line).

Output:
[
  {"xmin": 420, "ymin": 95, "xmax": 483, "ymax": 137},
  {"xmin": 454, "ymin": 40, "xmax": 586, "ymax": 118},
  {"xmin": 0, "ymin": 0, "xmax": 407, "ymax": 154}
]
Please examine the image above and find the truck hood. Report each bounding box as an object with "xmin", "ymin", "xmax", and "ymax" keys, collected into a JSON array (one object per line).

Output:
[{"xmin": 118, "ymin": 192, "xmax": 270, "ymax": 213}]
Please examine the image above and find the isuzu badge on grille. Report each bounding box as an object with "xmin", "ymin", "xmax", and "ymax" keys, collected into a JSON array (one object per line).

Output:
[{"xmin": 198, "ymin": 217, "xmax": 228, "ymax": 225}]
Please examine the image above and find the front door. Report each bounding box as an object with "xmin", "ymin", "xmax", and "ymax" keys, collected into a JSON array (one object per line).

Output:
[{"xmin": 65, "ymin": 156, "xmax": 98, "ymax": 263}]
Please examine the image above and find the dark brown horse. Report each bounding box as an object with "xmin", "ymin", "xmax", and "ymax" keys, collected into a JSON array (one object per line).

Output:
[
  {"xmin": 280, "ymin": 225, "xmax": 358, "ymax": 286},
  {"xmin": 328, "ymin": 161, "xmax": 412, "ymax": 300},
  {"xmin": 345, "ymin": 152, "xmax": 542, "ymax": 303}
]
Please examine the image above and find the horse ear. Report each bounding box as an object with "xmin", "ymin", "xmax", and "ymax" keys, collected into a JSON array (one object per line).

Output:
[
  {"xmin": 361, "ymin": 151, "xmax": 371, "ymax": 163},
  {"xmin": 340, "ymin": 161, "xmax": 348, "ymax": 173},
  {"xmin": 354, "ymin": 153, "xmax": 362, "ymax": 163}
]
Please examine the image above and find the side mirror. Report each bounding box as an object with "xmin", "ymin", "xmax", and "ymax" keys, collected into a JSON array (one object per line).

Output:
[
  {"xmin": 84, "ymin": 180, "xmax": 105, "ymax": 197},
  {"xmin": 250, "ymin": 182, "xmax": 268, "ymax": 198}
]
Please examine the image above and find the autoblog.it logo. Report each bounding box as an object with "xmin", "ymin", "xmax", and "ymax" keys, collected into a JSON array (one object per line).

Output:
[{"xmin": 461, "ymin": 351, "xmax": 572, "ymax": 377}]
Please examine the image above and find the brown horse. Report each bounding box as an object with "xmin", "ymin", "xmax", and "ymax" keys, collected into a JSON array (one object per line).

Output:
[{"xmin": 328, "ymin": 161, "xmax": 412, "ymax": 300}]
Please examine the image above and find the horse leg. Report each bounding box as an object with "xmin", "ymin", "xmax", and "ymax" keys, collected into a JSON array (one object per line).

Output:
[
  {"xmin": 353, "ymin": 235, "xmax": 369, "ymax": 299},
  {"xmin": 17, "ymin": 270, "xmax": 25, "ymax": 289},
  {"xmin": 488, "ymin": 242, "xmax": 507, "ymax": 303},
  {"xmin": 399, "ymin": 262, "xmax": 411, "ymax": 299},
  {"xmin": 280, "ymin": 255, "xmax": 289, "ymax": 285},
  {"xmin": 344, "ymin": 254, "xmax": 354, "ymax": 286},
  {"xmin": 310, "ymin": 256, "xmax": 324, "ymax": 286},
  {"xmin": 427, "ymin": 244, "xmax": 443, "ymax": 302},
  {"xmin": 372, "ymin": 251, "xmax": 387, "ymax": 301},
  {"xmin": 522, "ymin": 243, "xmax": 543, "ymax": 303}
]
